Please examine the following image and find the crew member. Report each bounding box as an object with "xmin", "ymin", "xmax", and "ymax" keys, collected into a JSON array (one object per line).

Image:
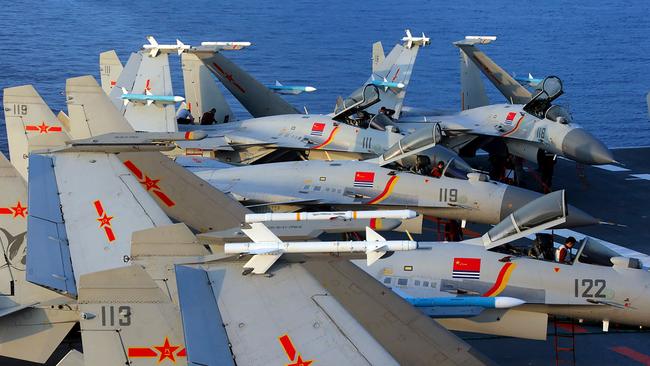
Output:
[
  {"xmin": 201, "ymin": 108, "xmax": 217, "ymax": 125},
  {"xmin": 413, "ymin": 155, "xmax": 431, "ymax": 175},
  {"xmin": 555, "ymin": 236, "xmax": 576, "ymax": 263},
  {"xmin": 379, "ymin": 106, "xmax": 396, "ymax": 118},
  {"xmin": 431, "ymin": 161, "xmax": 445, "ymax": 178},
  {"xmin": 538, "ymin": 150, "xmax": 557, "ymax": 193},
  {"xmin": 176, "ymin": 108, "xmax": 194, "ymax": 125}
]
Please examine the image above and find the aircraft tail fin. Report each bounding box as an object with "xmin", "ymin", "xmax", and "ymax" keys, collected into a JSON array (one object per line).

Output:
[
  {"xmin": 457, "ymin": 42, "xmax": 490, "ymax": 110},
  {"xmin": 78, "ymin": 265, "xmax": 187, "ymax": 366},
  {"xmin": 181, "ymin": 52, "xmax": 234, "ymax": 124},
  {"xmin": 350, "ymin": 35, "xmax": 425, "ymax": 119},
  {"xmin": 195, "ymin": 51, "xmax": 299, "ymax": 117},
  {"xmin": 106, "ymin": 51, "xmax": 177, "ymax": 132},
  {"xmin": 3, "ymin": 85, "xmax": 69, "ymax": 179},
  {"xmin": 66, "ymin": 75, "xmax": 134, "ymax": 139},
  {"xmin": 454, "ymin": 37, "xmax": 532, "ymax": 104},
  {"xmin": 99, "ymin": 50, "xmax": 123, "ymax": 94},
  {"xmin": 372, "ymin": 41, "xmax": 385, "ymax": 73}
]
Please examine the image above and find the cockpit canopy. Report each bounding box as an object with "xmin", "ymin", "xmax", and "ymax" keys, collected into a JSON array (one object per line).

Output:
[
  {"xmin": 382, "ymin": 124, "xmax": 443, "ymax": 161},
  {"xmin": 523, "ymin": 76, "xmax": 566, "ymax": 120},
  {"xmin": 484, "ymin": 190, "xmax": 566, "ymax": 245},
  {"xmin": 333, "ymin": 84, "xmax": 381, "ymax": 121},
  {"xmin": 545, "ymin": 104, "xmax": 573, "ymax": 124}
]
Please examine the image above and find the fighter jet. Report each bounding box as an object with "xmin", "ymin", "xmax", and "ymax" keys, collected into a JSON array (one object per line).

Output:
[
  {"xmin": 179, "ymin": 156, "xmax": 597, "ymax": 227},
  {"xmin": 100, "ymin": 43, "xmax": 415, "ymax": 164},
  {"xmin": 22, "ymin": 138, "xmax": 491, "ymax": 365},
  {"xmin": 33, "ymin": 74, "xmax": 594, "ymax": 229},
  {"xmin": 358, "ymin": 190, "xmax": 650, "ymax": 340},
  {"xmin": 396, "ymin": 36, "xmax": 615, "ymax": 166}
]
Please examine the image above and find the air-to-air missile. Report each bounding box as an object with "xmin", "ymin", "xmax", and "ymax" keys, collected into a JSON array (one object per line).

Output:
[
  {"xmin": 120, "ymin": 87, "xmax": 185, "ymax": 106},
  {"xmin": 267, "ymin": 81, "xmax": 317, "ymax": 95}
]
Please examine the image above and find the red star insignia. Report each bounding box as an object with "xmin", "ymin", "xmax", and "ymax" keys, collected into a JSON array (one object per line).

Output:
[
  {"xmin": 288, "ymin": 355, "xmax": 313, "ymax": 366},
  {"xmin": 10, "ymin": 201, "xmax": 27, "ymax": 218},
  {"xmin": 153, "ymin": 337, "xmax": 180, "ymax": 363},
  {"xmin": 142, "ymin": 176, "xmax": 161, "ymax": 191},
  {"xmin": 97, "ymin": 213, "xmax": 113, "ymax": 228},
  {"xmin": 37, "ymin": 122, "xmax": 50, "ymax": 134},
  {"xmin": 225, "ymin": 73, "xmax": 234, "ymax": 82}
]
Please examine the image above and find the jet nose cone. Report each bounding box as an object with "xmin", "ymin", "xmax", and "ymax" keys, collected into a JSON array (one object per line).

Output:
[
  {"xmin": 558, "ymin": 204, "xmax": 599, "ymax": 228},
  {"xmin": 500, "ymin": 185, "xmax": 542, "ymax": 219},
  {"xmin": 562, "ymin": 128, "xmax": 615, "ymax": 165}
]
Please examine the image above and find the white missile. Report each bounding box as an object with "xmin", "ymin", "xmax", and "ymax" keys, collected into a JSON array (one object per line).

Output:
[
  {"xmin": 200, "ymin": 41, "xmax": 252, "ymax": 50},
  {"xmin": 225, "ymin": 239, "xmax": 417, "ymax": 264},
  {"xmin": 244, "ymin": 209, "xmax": 417, "ymax": 223},
  {"xmin": 143, "ymin": 36, "xmax": 191, "ymax": 57},
  {"xmin": 402, "ymin": 29, "xmax": 431, "ymax": 49},
  {"xmin": 233, "ymin": 224, "xmax": 418, "ymax": 274}
]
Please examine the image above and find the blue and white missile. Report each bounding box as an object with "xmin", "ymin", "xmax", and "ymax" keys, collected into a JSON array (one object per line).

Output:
[
  {"xmin": 268, "ymin": 81, "xmax": 316, "ymax": 95},
  {"xmin": 371, "ymin": 77, "xmax": 405, "ymax": 91},
  {"xmin": 121, "ymin": 88, "xmax": 185, "ymax": 106},
  {"xmin": 403, "ymin": 296, "xmax": 525, "ymax": 309},
  {"xmin": 513, "ymin": 73, "xmax": 543, "ymax": 87}
]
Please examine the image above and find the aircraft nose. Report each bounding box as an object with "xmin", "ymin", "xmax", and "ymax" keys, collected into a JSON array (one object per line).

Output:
[
  {"xmin": 499, "ymin": 185, "xmax": 542, "ymax": 219},
  {"xmin": 561, "ymin": 128, "xmax": 615, "ymax": 165}
]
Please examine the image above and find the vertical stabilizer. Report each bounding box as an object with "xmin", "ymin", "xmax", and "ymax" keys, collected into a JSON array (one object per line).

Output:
[
  {"xmin": 78, "ymin": 265, "xmax": 187, "ymax": 366},
  {"xmin": 66, "ymin": 75, "xmax": 134, "ymax": 139},
  {"xmin": 372, "ymin": 41, "xmax": 385, "ymax": 73},
  {"xmin": 454, "ymin": 37, "xmax": 532, "ymax": 104},
  {"xmin": 182, "ymin": 52, "xmax": 234, "ymax": 124},
  {"xmin": 196, "ymin": 51, "xmax": 299, "ymax": 117},
  {"xmin": 99, "ymin": 50, "xmax": 123, "ymax": 94},
  {"xmin": 3, "ymin": 85, "xmax": 69, "ymax": 179}
]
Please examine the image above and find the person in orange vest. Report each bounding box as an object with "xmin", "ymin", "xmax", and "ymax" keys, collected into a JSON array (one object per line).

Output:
[
  {"xmin": 431, "ymin": 161, "xmax": 445, "ymax": 178},
  {"xmin": 555, "ymin": 236, "xmax": 576, "ymax": 263}
]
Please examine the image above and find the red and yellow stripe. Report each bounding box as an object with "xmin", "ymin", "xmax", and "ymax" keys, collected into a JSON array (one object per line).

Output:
[
  {"xmin": 482, "ymin": 262, "xmax": 517, "ymax": 297},
  {"xmin": 501, "ymin": 115, "xmax": 525, "ymax": 137},
  {"xmin": 312, "ymin": 126, "xmax": 340, "ymax": 149},
  {"xmin": 367, "ymin": 176, "xmax": 399, "ymax": 205}
]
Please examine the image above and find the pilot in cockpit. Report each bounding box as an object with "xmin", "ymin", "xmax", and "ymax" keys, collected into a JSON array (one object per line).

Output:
[{"xmin": 555, "ymin": 236, "xmax": 576, "ymax": 264}]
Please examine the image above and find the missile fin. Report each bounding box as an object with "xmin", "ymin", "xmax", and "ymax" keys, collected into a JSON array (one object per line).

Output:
[
  {"xmin": 243, "ymin": 253, "xmax": 282, "ymax": 274},
  {"xmin": 146, "ymin": 35, "xmax": 158, "ymax": 46},
  {"xmin": 366, "ymin": 226, "xmax": 385, "ymax": 242},
  {"xmin": 242, "ymin": 222, "xmax": 282, "ymax": 243},
  {"xmin": 366, "ymin": 248, "xmax": 385, "ymax": 266}
]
